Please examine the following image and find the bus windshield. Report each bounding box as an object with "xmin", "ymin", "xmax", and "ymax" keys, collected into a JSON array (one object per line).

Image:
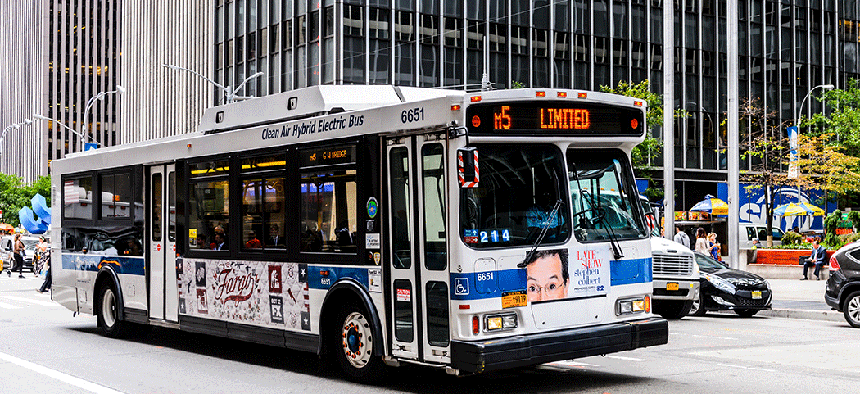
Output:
[
  {"xmin": 460, "ymin": 144, "xmax": 570, "ymax": 248},
  {"xmin": 568, "ymin": 149, "xmax": 648, "ymax": 242}
]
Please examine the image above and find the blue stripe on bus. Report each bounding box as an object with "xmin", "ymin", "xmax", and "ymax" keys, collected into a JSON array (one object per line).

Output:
[
  {"xmin": 61, "ymin": 254, "xmax": 146, "ymax": 276},
  {"xmin": 450, "ymin": 257, "xmax": 653, "ymax": 300},
  {"xmin": 307, "ymin": 266, "xmax": 369, "ymax": 290},
  {"xmin": 609, "ymin": 257, "xmax": 653, "ymax": 286}
]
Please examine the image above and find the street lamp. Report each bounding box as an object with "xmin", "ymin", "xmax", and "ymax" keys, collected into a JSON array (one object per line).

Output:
[
  {"xmin": 163, "ymin": 64, "xmax": 263, "ymax": 104},
  {"xmin": 82, "ymin": 85, "xmax": 126, "ymax": 150},
  {"xmin": 0, "ymin": 119, "xmax": 34, "ymax": 157},
  {"xmin": 33, "ymin": 114, "xmax": 88, "ymax": 152},
  {"xmin": 795, "ymin": 84, "xmax": 835, "ymax": 128}
]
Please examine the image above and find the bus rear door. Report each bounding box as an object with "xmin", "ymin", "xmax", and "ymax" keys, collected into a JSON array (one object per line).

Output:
[
  {"xmin": 148, "ymin": 164, "xmax": 178, "ymax": 322},
  {"xmin": 386, "ymin": 133, "xmax": 451, "ymax": 365}
]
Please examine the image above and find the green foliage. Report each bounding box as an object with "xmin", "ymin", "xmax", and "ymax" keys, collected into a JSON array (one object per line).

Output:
[
  {"xmin": 806, "ymin": 79, "xmax": 860, "ymax": 158},
  {"xmin": 511, "ymin": 80, "xmax": 525, "ymax": 89},
  {"xmin": 824, "ymin": 211, "xmax": 842, "ymax": 245},
  {"xmin": 781, "ymin": 231, "xmax": 803, "ymax": 246},
  {"xmin": 839, "ymin": 232, "xmax": 860, "ymax": 245},
  {"xmin": 0, "ymin": 174, "xmax": 51, "ymax": 228},
  {"xmin": 849, "ymin": 211, "xmax": 860, "ymax": 231}
]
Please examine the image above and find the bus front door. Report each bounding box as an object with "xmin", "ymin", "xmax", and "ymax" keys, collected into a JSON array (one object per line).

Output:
[
  {"xmin": 386, "ymin": 134, "xmax": 450, "ymax": 365},
  {"xmin": 148, "ymin": 164, "xmax": 178, "ymax": 322}
]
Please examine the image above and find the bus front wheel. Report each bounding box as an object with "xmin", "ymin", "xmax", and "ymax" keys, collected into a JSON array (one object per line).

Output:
[
  {"xmin": 332, "ymin": 304, "xmax": 383, "ymax": 381},
  {"xmin": 96, "ymin": 281, "xmax": 127, "ymax": 338}
]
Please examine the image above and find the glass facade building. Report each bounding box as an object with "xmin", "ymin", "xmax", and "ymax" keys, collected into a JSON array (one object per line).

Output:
[{"xmin": 213, "ymin": 0, "xmax": 860, "ymax": 209}]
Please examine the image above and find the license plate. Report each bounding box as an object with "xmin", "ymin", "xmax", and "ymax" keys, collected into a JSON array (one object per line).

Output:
[
  {"xmin": 502, "ymin": 290, "xmax": 527, "ymax": 308},
  {"xmin": 751, "ymin": 291, "xmax": 762, "ymax": 299},
  {"xmin": 666, "ymin": 282, "xmax": 679, "ymax": 291}
]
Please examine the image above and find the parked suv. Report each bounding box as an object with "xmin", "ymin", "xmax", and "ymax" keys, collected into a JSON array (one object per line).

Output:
[
  {"xmin": 740, "ymin": 224, "xmax": 783, "ymax": 249},
  {"xmin": 825, "ymin": 241, "xmax": 860, "ymax": 327}
]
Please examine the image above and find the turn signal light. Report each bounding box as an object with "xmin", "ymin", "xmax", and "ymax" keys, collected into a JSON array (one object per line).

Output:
[
  {"xmin": 830, "ymin": 255, "xmax": 840, "ymax": 271},
  {"xmin": 645, "ymin": 295, "xmax": 651, "ymax": 313},
  {"xmin": 472, "ymin": 316, "xmax": 480, "ymax": 335}
]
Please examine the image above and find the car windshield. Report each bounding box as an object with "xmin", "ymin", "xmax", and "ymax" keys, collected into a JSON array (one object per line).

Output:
[
  {"xmin": 460, "ymin": 144, "xmax": 570, "ymax": 248},
  {"xmin": 568, "ymin": 149, "xmax": 648, "ymax": 242},
  {"xmin": 695, "ymin": 252, "xmax": 726, "ymax": 270},
  {"xmin": 22, "ymin": 239, "xmax": 39, "ymax": 249}
]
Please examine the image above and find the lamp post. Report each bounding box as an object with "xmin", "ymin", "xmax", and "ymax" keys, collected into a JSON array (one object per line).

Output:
[
  {"xmin": 788, "ymin": 84, "xmax": 835, "ymax": 180},
  {"xmin": 33, "ymin": 114, "xmax": 87, "ymax": 152},
  {"xmin": 795, "ymin": 84, "xmax": 835, "ymax": 128},
  {"xmin": 163, "ymin": 64, "xmax": 263, "ymax": 104},
  {"xmin": 0, "ymin": 119, "xmax": 34, "ymax": 157},
  {"xmin": 82, "ymin": 85, "xmax": 126, "ymax": 150}
]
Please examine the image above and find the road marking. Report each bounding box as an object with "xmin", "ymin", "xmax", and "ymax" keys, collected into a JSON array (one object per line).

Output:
[
  {"xmin": 716, "ymin": 363, "xmax": 778, "ymax": 373},
  {"xmin": 0, "ymin": 301, "xmax": 22, "ymax": 309},
  {"xmin": 545, "ymin": 360, "xmax": 596, "ymax": 368},
  {"xmin": 1, "ymin": 295, "xmax": 60, "ymax": 307},
  {"xmin": 692, "ymin": 334, "xmax": 738, "ymax": 341},
  {"xmin": 605, "ymin": 355, "xmax": 643, "ymax": 361},
  {"xmin": 0, "ymin": 351, "xmax": 125, "ymax": 394}
]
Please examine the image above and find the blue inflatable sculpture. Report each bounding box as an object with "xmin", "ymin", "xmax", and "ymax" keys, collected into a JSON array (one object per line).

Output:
[{"xmin": 19, "ymin": 194, "xmax": 51, "ymax": 234}]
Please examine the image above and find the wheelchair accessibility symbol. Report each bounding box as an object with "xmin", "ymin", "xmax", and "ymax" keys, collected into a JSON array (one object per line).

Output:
[{"xmin": 454, "ymin": 278, "xmax": 469, "ymax": 296}]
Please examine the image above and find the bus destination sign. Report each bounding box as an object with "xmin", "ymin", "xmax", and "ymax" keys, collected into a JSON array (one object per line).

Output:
[
  {"xmin": 466, "ymin": 102, "xmax": 644, "ymax": 137},
  {"xmin": 300, "ymin": 145, "xmax": 356, "ymax": 167}
]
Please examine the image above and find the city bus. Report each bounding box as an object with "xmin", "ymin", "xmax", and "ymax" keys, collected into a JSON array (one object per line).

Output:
[{"xmin": 51, "ymin": 85, "xmax": 666, "ymax": 380}]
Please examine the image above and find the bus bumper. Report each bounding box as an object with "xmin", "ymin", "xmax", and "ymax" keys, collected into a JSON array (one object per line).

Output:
[{"xmin": 450, "ymin": 317, "xmax": 668, "ymax": 374}]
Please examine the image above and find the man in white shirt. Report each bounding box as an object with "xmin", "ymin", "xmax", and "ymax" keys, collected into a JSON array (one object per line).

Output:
[{"xmin": 673, "ymin": 227, "xmax": 691, "ymax": 249}]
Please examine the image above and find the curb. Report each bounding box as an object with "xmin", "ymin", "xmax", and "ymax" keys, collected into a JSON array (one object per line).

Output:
[{"xmin": 756, "ymin": 308, "xmax": 845, "ymax": 323}]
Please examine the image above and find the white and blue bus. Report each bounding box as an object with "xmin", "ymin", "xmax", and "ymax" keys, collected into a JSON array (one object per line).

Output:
[{"xmin": 51, "ymin": 85, "xmax": 666, "ymax": 379}]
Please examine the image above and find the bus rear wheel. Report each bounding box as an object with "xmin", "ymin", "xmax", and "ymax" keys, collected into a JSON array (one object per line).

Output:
[
  {"xmin": 97, "ymin": 281, "xmax": 128, "ymax": 338},
  {"xmin": 332, "ymin": 305, "xmax": 383, "ymax": 381}
]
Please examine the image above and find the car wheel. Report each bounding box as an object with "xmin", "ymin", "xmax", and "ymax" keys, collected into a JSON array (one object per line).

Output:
[
  {"xmin": 654, "ymin": 300, "xmax": 693, "ymax": 320},
  {"xmin": 735, "ymin": 309, "xmax": 758, "ymax": 318},
  {"xmin": 689, "ymin": 291, "xmax": 707, "ymax": 317},
  {"xmin": 96, "ymin": 281, "xmax": 128, "ymax": 338},
  {"xmin": 332, "ymin": 304, "xmax": 384, "ymax": 381},
  {"xmin": 843, "ymin": 291, "xmax": 860, "ymax": 328}
]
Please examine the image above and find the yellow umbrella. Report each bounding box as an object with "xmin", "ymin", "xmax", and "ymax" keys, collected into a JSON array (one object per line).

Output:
[{"xmin": 773, "ymin": 202, "xmax": 825, "ymax": 217}]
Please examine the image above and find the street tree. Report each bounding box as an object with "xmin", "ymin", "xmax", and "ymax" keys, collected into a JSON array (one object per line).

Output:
[
  {"xmin": 0, "ymin": 174, "xmax": 51, "ymax": 228},
  {"xmin": 805, "ymin": 79, "xmax": 860, "ymax": 157},
  {"xmin": 735, "ymin": 97, "xmax": 789, "ymax": 247},
  {"xmin": 788, "ymin": 132, "xmax": 860, "ymax": 208}
]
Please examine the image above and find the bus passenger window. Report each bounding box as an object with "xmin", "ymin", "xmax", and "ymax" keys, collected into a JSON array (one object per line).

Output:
[
  {"xmin": 188, "ymin": 178, "xmax": 230, "ymax": 250},
  {"xmin": 299, "ymin": 170, "xmax": 357, "ymax": 253},
  {"xmin": 64, "ymin": 176, "xmax": 94, "ymax": 220}
]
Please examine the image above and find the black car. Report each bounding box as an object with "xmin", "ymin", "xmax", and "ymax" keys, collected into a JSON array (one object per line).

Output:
[
  {"xmin": 825, "ymin": 241, "xmax": 860, "ymax": 327},
  {"xmin": 689, "ymin": 252, "xmax": 772, "ymax": 317}
]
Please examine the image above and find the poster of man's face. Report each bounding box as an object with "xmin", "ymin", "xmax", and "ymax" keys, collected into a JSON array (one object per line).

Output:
[{"xmin": 524, "ymin": 249, "xmax": 569, "ymax": 302}]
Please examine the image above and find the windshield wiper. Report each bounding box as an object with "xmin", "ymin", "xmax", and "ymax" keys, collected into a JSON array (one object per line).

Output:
[
  {"xmin": 519, "ymin": 199, "xmax": 563, "ymax": 268},
  {"xmin": 570, "ymin": 164, "xmax": 623, "ymax": 260}
]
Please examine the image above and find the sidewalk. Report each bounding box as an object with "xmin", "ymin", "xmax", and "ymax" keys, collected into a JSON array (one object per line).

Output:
[{"xmin": 745, "ymin": 278, "xmax": 845, "ymax": 322}]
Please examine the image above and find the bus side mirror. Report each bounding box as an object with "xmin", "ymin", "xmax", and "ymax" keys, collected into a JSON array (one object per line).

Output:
[{"xmin": 458, "ymin": 147, "xmax": 479, "ymax": 188}]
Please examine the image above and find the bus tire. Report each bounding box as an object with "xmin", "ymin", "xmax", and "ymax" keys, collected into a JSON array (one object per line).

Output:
[
  {"xmin": 331, "ymin": 303, "xmax": 384, "ymax": 381},
  {"xmin": 96, "ymin": 281, "xmax": 128, "ymax": 338}
]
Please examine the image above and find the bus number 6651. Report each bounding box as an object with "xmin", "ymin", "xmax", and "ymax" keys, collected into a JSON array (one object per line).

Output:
[{"xmin": 401, "ymin": 107, "xmax": 424, "ymax": 123}]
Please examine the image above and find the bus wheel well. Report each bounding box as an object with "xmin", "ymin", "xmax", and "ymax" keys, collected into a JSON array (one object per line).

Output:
[
  {"xmin": 319, "ymin": 286, "xmax": 380, "ymax": 358},
  {"xmin": 94, "ymin": 271, "xmax": 122, "ymax": 321}
]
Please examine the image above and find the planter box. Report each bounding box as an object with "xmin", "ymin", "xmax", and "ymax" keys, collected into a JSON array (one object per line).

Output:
[{"xmin": 752, "ymin": 248, "xmax": 834, "ymax": 266}]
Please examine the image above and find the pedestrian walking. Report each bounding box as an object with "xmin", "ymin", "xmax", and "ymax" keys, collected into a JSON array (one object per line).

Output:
[
  {"xmin": 10, "ymin": 233, "xmax": 26, "ymax": 278},
  {"xmin": 673, "ymin": 226, "xmax": 691, "ymax": 249},
  {"xmin": 37, "ymin": 249, "xmax": 51, "ymax": 293}
]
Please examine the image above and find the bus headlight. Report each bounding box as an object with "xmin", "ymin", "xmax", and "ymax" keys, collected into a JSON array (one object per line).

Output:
[
  {"xmin": 484, "ymin": 313, "xmax": 517, "ymax": 331},
  {"xmin": 616, "ymin": 295, "xmax": 649, "ymax": 316}
]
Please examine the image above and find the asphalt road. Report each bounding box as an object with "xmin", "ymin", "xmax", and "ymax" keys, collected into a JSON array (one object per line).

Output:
[{"xmin": 1, "ymin": 275, "xmax": 858, "ymax": 394}]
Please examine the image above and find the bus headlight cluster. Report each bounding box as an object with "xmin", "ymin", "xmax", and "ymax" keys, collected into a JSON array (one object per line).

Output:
[
  {"xmin": 616, "ymin": 295, "xmax": 650, "ymax": 316},
  {"xmin": 484, "ymin": 313, "xmax": 518, "ymax": 332}
]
